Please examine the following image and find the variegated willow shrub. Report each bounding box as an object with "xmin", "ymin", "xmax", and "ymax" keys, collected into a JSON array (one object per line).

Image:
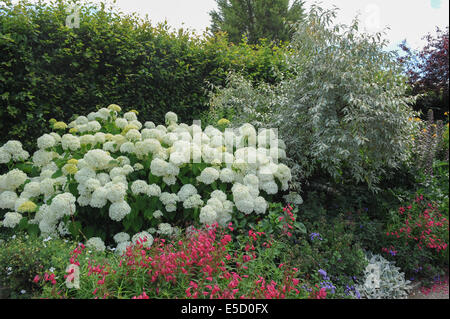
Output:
[
  {"xmin": 207, "ymin": 5, "xmax": 420, "ymax": 191},
  {"xmin": 0, "ymin": 105, "xmax": 293, "ymax": 252}
]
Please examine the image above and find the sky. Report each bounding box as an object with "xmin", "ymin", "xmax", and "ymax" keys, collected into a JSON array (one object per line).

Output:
[{"xmin": 16, "ymin": 0, "xmax": 450, "ymax": 51}]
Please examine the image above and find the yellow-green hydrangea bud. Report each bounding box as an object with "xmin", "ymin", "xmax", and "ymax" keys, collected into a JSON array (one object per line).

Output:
[
  {"xmin": 105, "ymin": 133, "xmax": 114, "ymax": 141},
  {"xmin": 108, "ymin": 104, "xmax": 122, "ymax": 112},
  {"xmin": 62, "ymin": 163, "xmax": 78, "ymax": 175},
  {"xmin": 121, "ymin": 124, "xmax": 139, "ymax": 135},
  {"xmin": 130, "ymin": 109, "xmax": 139, "ymax": 115},
  {"xmin": 53, "ymin": 121, "xmax": 68, "ymax": 130},
  {"xmin": 69, "ymin": 127, "xmax": 78, "ymax": 134},
  {"xmin": 67, "ymin": 158, "xmax": 78, "ymax": 165},
  {"xmin": 217, "ymin": 118, "xmax": 230, "ymax": 126},
  {"xmin": 49, "ymin": 118, "xmax": 57, "ymax": 124},
  {"xmin": 17, "ymin": 201, "xmax": 37, "ymax": 213}
]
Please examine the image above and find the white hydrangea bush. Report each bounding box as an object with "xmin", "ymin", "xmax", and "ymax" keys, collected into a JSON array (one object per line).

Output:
[{"xmin": 0, "ymin": 105, "xmax": 292, "ymax": 252}]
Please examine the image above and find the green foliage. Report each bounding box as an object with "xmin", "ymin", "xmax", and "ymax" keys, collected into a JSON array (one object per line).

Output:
[
  {"xmin": 292, "ymin": 215, "xmax": 367, "ymax": 284},
  {"xmin": 209, "ymin": 5, "xmax": 419, "ymax": 191},
  {"xmin": 0, "ymin": 0, "xmax": 288, "ymax": 152},
  {"xmin": 209, "ymin": 0, "xmax": 305, "ymax": 45},
  {"xmin": 0, "ymin": 232, "xmax": 76, "ymax": 298}
]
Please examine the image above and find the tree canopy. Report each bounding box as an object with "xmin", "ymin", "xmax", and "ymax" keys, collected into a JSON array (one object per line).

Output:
[{"xmin": 209, "ymin": 0, "xmax": 305, "ymax": 44}]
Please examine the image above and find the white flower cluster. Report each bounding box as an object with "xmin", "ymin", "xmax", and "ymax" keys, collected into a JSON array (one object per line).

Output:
[
  {"xmin": 1, "ymin": 108, "xmax": 292, "ymax": 249},
  {"xmin": 0, "ymin": 140, "xmax": 29, "ymax": 164},
  {"xmin": 86, "ymin": 237, "xmax": 106, "ymax": 252}
]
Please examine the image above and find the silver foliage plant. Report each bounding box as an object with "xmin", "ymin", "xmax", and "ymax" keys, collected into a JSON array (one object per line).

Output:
[
  {"xmin": 209, "ymin": 5, "xmax": 419, "ymax": 191},
  {"xmin": 356, "ymin": 252, "xmax": 412, "ymax": 299}
]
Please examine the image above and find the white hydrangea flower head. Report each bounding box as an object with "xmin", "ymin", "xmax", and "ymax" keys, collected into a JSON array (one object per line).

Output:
[
  {"xmin": 196, "ymin": 167, "xmax": 220, "ymax": 185},
  {"xmin": 147, "ymin": 184, "xmax": 161, "ymax": 197},
  {"xmin": 162, "ymin": 175, "xmax": 177, "ymax": 185},
  {"xmin": 177, "ymin": 184, "xmax": 198, "ymax": 202},
  {"xmin": 274, "ymin": 164, "xmax": 292, "ymax": 183},
  {"xmin": 162, "ymin": 132, "xmax": 178, "ymax": 147},
  {"xmin": 84, "ymin": 178, "xmax": 101, "ymax": 192},
  {"xmin": 87, "ymin": 121, "xmax": 102, "ymax": 132},
  {"xmin": 86, "ymin": 237, "xmax": 106, "ymax": 252},
  {"xmin": 12, "ymin": 149, "xmax": 30, "ymax": 162},
  {"xmin": 32, "ymin": 204, "xmax": 49, "ymax": 225},
  {"xmin": 0, "ymin": 191, "xmax": 18, "ymax": 210},
  {"xmin": 105, "ymin": 182, "xmax": 128, "ymax": 203},
  {"xmin": 2, "ymin": 212, "xmax": 23, "ymax": 228},
  {"xmin": 2, "ymin": 169, "xmax": 27, "ymax": 190},
  {"xmin": 207, "ymin": 197, "xmax": 224, "ymax": 213},
  {"xmin": 103, "ymin": 141, "xmax": 118, "ymax": 153},
  {"xmin": 144, "ymin": 121, "xmax": 156, "ymax": 129},
  {"xmin": 261, "ymin": 180, "xmax": 278, "ymax": 195},
  {"xmin": 79, "ymin": 134, "xmax": 96, "ymax": 147},
  {"xmin": 3, "ymin": 140, "xmax": 24, "ymax": 155},
  {"xmin": 39, "ymin": 178, "xmax": 56, "ymax": 198},
  {"xmin": 183, "ymin": 194, "xmax": 204, "ymax": 209},
  {"xmin": 115, "ymin": 118, "xmax": 128, "ymax": 129},
  {"xmin": 32, "ymin": 150, "xmax": 54, "ymax": 168},
  {"xmin": 125, "ymin": 129, "xmax": 141, "ymax": 142},
  {"xmin": 160, "ymin": 192, "xmax": 178, "ymax": 206},
  {"xmin": 157, "ymin": 223, "xmax": 173, "ymax": 236},
  {"xmin": 61, "ymin": 134, "xmax": 81, "ymax": 151},
  {"xmin": 122, "ymin": 164, "xmax": 134, "ymax": 175},
  {"xmin": 96, "ymin": 173, "xmax": 111, "ymax": 186},
  {"xmin": 0, "ymin": 147, "xmax": 12, "ymax": 164},
  {"xmin": 112, "ymin": 134, "xmax": 127, "ymax": 147},
  {"xmin": 116, "ymin": 241, "xmax": 131, "ymax": 256},
  {"xmin": 210, "ymin": 190, "xmax": 227, "ymax": 202},
  {"xmin": 75, "ymin": 115, "xmax": 89, "ymax": 125},
  {"xmin": 94, "ymin": 132, "xmax": 106, "ymax": 144},
  {"xmin": 37, "ymin": 134, "xmax": 56, "ymax": 150},
  {"xmin": 49, "ymin": 193, "xmax": 77, "ymax": 219},
  {"xmin": 74, "ymin": 167, "xmax": 96, "ymax": 185},
  {"xmin": 22, "ymin": 181, "xmax": 41, "ymax": 198},
  {"xmin": 90, "ymin": 187, "xmax": 108, "ymax": 208},
  {"xmin": 165, "ymin": 112, "xmax": 178, "ymax": 125},
  {"xmin": 253, "ymin": 196, "xmax": 268, "ymax": 215},
  {"xmin": 199, "ymin": 205, "xmax": 217, "ymax": 225},
  {"xmin": 219, "ymin": 168, "xmax": 235, "ymax": 183},
  {"xmin": 58, "ymin": 221, "xmax": 70, "ymax": 236},
  {"xmin": 132, "ymin": 231, "xmax": 154, "ymax": 248},
  {"xmin": 84, "ymin": 149, "xmax": 114, "ymax": 171},
  {"xmin": 150, "ymin": 158, "xmax": 168, "ymax": 177},
  {"xmin": 109, "ymin": 167, "xmax": 125, "ymax": 179},
  {"xmin": 131, "ymin": 180, "xmax": 150, "ymax": 195},
  {"xmin": 239, "ymin": 123, "xmax": 257, "ymax": 147},
  {"xmin": 124, "ymin": 111, "xmax": 138, "ymax": 122},
  {"xmin": 113, "ymin": 232, "xmax": 131, "ymax": 244},
  {"xmin": 153, "ymin": 210, "xmax": 163, "ymax": 218},
  {"xmin": 108, "ymin": 201, "xmax": 131, "ymax": 221}
]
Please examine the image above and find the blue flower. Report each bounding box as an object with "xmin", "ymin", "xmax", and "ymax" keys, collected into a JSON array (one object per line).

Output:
[
  {"xmin": 318, "ymin": 269, "xmax": 328, "ymax": 279},
  {"xmin": 310, "ymin": 232, "xmax": 323, "ymax": 241}
]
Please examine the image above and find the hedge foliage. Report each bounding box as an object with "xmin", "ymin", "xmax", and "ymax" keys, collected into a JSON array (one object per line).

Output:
[{"xmin": 0, "ymin": 0, "xmax": 289, "ymax": 151}]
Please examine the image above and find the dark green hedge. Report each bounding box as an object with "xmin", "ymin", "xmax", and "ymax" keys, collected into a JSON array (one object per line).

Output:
[{"xmin": 0, "ymin": 0, "xmax": 289, "ymax": 151}]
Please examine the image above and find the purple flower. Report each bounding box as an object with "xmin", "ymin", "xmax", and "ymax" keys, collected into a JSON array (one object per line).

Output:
[
  {"xmin": 320, "ymin": 281, "xmax": 336, "ymax": 294},
  {"xmin": 318, "ymin": 269, "xmax": 327, "ymax": 278},
  {"xmin": 310, "ymin": 232, "xmax": 323, "ymax": 241}
]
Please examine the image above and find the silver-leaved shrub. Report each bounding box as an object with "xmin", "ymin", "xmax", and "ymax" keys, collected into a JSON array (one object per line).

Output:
[{"xmin": 208, "ymin": 5, "xmax": 419, "ymax": 191}]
